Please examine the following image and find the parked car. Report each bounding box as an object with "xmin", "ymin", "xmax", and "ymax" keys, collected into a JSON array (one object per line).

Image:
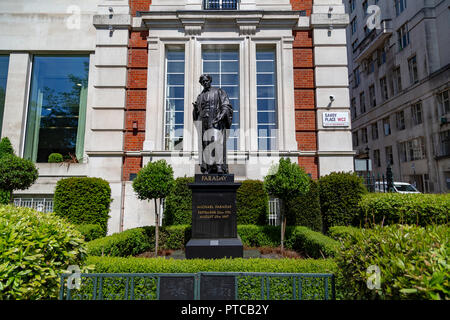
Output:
[{"xmin": 374, "ymin": 182, "xmax": 421, "ymax": 194}]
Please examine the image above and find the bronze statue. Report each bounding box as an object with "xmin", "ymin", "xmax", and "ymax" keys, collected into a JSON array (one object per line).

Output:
[{"xmin": 193, "ymin": 74, "xmax": 233, "ymax": 174}]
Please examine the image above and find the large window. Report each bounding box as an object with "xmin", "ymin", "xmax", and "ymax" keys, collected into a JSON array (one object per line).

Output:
[
  {"xmin": 24, "ymin": 56, "xmax": 89, "ymax": 163},
  {"xmin": 256, "ymin": 47, "xmax": 278, "ymax": 151},
  {"xmin": 0, "ymin": 55, "xmax": 9, "ymax": 136},
  {"xmin": 202, "ymin": 47, "xmax": 240, "ymax": 151},
  {"xmin": 164, "ymin": 49, "xmax": 185, "ymax": 151}
]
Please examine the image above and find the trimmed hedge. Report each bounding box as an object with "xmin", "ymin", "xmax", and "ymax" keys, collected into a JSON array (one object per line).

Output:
[
  {"xmin": 0, "ymin": 205, "xmax": 87, "ymax": 299},
  {"xmin": 335, "ymin": 224, "xmax": 449, "ymax": 300},
  {"xmin": 87, "ymin": 225, "xmax": 338, "ymax": 259},
  {"xmin": 87, "ymin": 255, "xmax": 338, "ymax": 275},
  {"xmin": 75, "ymin": 224, "xmax": 105, "ymax": 242},
  {"xmin": 286, "ymin": 179, "xmax": 322, "ymax": 231},
  {"xmin": 237, "ymin": 180, "xmax": 269, "ymax": 225},
  {"xmin": 162, "ymin": 177, "xmax": 193, "ymax": 226},
  {"xmin": 358, "ymin": 193, "xmax": 449, "ymax": 227},
  {"xmin": 286, "ymin": 227, "xmax": 339, "ymax": 259},
  {"xmin": 53, "ymin": 177, "xmax": 112, "ymax": 235},
  {"xmin": 319, "ymin": 172, "xmax": 367, "ymax": 232}
]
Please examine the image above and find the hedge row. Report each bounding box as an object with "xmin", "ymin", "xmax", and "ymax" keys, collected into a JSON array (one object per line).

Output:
[
  {"xmin": 335, "ymin": 224, "xmax": 449, "ymax": 300},
  {"xmin": 82, "ymin": 256, "xmax": 339, "ymax": 300},
  {"xmin": 87, "ymin": 225, "xmax": 338, "ymax": 259},
  {"xmin": 75, "ymin": 224, "xmax": 105, "ymax": 242},
  {"xmin": 357, "ymin": 193, "xmax": 449, "ymax": 227},
  {"xmin": 87, "ymin": 255, "xmax": 338, "ymax": 275}
]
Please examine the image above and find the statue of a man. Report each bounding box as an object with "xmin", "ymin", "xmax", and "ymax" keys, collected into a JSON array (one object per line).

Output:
[{"xmin": 193, "ymin": 74, "xmax": 233, "ymax": 174}]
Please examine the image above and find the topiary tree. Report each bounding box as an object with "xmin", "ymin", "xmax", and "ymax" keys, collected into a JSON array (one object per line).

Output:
[
  {"xmin": 237, "ymin": 180, "xmax": 269, "ymax": 225},
  {"xmin": 318, "ymin": 171, "xmax": 367, "ymax": 232},
  {"xmin": 286, "ymin": 178, "xmax": 322, "ymax": 232},
  {"xmin": 0, "ymin": 137, "xmax": 16, "ymax": 204},
  {"xmin": 53, "ymin": 177, "xmax": 112, "ymax": 235},
  {"xmin": 263, "ymin": 158, "xmax": 310, "ymax": 251},
  {"xmin": 0, "ymin": 137, "xmax": 14, "ymax": 159},
  {"xmin": 0, "ymin": 154, "xmax": 39, "ymax": 203},
  {"xmin": 132, "ymin": 160, "xmax": 175, "ymax": 256},
  {"xmin": 162, "ymin": 176, "xmax": 194, "ymax": 226}
]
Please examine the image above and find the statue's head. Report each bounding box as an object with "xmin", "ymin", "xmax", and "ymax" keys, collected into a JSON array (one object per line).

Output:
[{"xmin": 199, "ymin": 74, "xmax": 212, "ymax": 89}]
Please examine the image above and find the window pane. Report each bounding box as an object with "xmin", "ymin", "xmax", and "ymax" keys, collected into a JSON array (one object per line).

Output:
[
  {"xmin": 257, "ymin": 48, "xmax": 277, "ymax": 151},
  {"xmin": 257, "ymin": 73, "xmax": 276, "ymax": 85},
  {"xmin": 167, "ymin": 62, "xmax": 185, "ymax": 73},
  {"xmin": 203, "ymin": 61, "xmax": 219, "ymax": 73},
  {"xmin": 167, "ymin": 74, "xmax": 184, "ymax": 85},
  {"xmin": 0, "ymin": 55, "xmax": 9, "ymax": 136},
  {"xmin": 165, "ymin": 49, "xmax": 185, "ymax": 151},
  {"xmin": 24, "ymin": 55, "xmax": 89, "ymax": 163},
  {"xmin": 202, "ymin": 47, "xmax": 240, "ymax": 151}
]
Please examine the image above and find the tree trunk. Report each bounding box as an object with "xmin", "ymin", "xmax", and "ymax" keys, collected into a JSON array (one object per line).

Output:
[
  {"xmin": 154, "ymin": 198, "xmax": 159, "ymax": 257},
  {"xmin": 9, "ymin": 190, "xmax": 13, "ymax": 205},
  {"xmin": 280, "ymin": 199, "xmax": 286, "ymax": 252}
]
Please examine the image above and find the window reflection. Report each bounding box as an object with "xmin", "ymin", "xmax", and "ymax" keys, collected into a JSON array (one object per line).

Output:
[
  {"xmin": 24, "ymin": 56, "xmax": 89, "ymax": 163},
  {"xmin": 0, "ymin": 55, "xmax": 9, "ymax": 136}
]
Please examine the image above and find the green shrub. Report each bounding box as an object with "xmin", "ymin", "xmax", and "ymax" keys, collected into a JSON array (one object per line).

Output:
[
  {"xmin": 0, "ymin": 205, "xmax": 87, "ymax": 299},
  {"xmin": 48, "ymin": 153, "xmax": 64, "ymax": 163},
  {"xmin": 75, "ymin": 224, "xmax": 105, "ymax": 242},
  {"xmin": 237, "ymin": 180, "xmax": 269, "ymax": 225},
  {"xmin": 237, "ymin": 225, "xmax": 285, "ymax": 248},
  {"xmin": 53, "ymin": 177, "xmax": 112, "ymax": 235},
  {"xmin": 335, "ymin": 224, "xmax": 449, "ymax": 300},
  {"xmin": 286, "ymin": 179, "xmax": 322, "ymax": 231},
  {"xmin": 87, "ymin": 227, "xmax": 151, "ymax": 257},
  {"xmin": 0, "ymin": 137, "xmax": 14, "ymax": 159},
  {"xmin": 319, "ymin": 172, "xmax": 367, "ymax": 232},
  {"xmin": 162, "ymin": 177, "xmax": 193, "ymax": 226},
  {"xmin": 0, "ymin": 189, "xmax": 9, "ymax": 205},
  {"xmin": 286, "ymin": 227, "xmax": 339, "ymax": 259},
  {"xmin": 358, "ymin": 193, "xmax": 449, "ymax": 227},
  {"xmin": 328, "ymin": 226, "xmax": 360, "ymax": 241}
]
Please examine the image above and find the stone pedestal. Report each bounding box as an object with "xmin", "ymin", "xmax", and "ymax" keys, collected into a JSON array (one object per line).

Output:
[{"xmin": 185, "ymin": 174, "xmax": 243, "ymax": 259}]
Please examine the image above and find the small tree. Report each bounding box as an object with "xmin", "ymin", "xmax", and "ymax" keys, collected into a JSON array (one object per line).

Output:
[
  {"xmin": 0, "ymin": 137, "xmax": 38, "ymax": 203},
  {"xmin": 132, "ymin": 160, "xmax": 175, "ymax": 256},
  {"xmin": 0, "ymin": 137, "xmax": 15, "ymax": 204},
  {"xmin": 263, "ymin": 158, "xmax": 310, "ymax": 251},
  {"xmin": 0, "ymin": 137, "xmax": 14, "ymax": 159},
  {"xmin": 0, "ymin": 154, "xmax": 39, "ymax": 203}
]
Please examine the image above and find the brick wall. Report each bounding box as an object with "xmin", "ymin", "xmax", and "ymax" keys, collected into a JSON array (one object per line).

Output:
[
  {"xmin": 291, "ymin": 0, "xmax": 318, "ymax": 179},
  {"xmin": 123, "ymin": 0, "xmax": 151, "ymax": 180}
]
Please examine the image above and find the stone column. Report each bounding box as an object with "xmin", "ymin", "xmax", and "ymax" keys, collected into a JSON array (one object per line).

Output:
[{"xmin": 311, "ymin": 0, "xmax": 355, "ymax": 176}]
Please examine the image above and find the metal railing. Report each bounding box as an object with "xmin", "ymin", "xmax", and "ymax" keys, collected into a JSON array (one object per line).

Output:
[
  {"xmin": 59, "ymin": 272, "xmax": 335, "ymax": 300},
  {"xmin": 203, "ymin": 0, "xmax": 238, "ymax": 10},
  {"xmin": 13, "ymin": 197, "xmax": 54, "ymax": 213}
]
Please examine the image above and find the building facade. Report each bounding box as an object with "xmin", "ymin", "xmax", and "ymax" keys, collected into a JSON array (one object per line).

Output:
[
  {"xmin": 0, "ymin": 0, "xmax": 354, "ymax": 234},
  {"xmin": 345, "ymin": 0, "xmax": 450, "ymax": 193}
]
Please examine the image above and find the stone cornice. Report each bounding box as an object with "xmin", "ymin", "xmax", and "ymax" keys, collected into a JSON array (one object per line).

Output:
[{"xmin": 137, "ymin": 10, "xmax": 304, "ymax": 35}]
